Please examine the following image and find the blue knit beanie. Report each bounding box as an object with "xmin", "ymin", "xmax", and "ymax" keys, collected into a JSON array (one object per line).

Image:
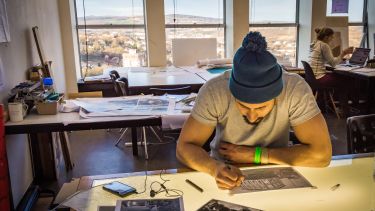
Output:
[{"xmin": 229, "ymin": 31, "xmax": 283, "ymax": 104}]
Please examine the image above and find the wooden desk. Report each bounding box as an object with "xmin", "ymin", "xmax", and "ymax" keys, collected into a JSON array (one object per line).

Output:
[
  {"xmin": 77, "ymin": 79, "xmax": 116, "ymax": 97},
  {"xmin": 333, "ymin": 67, "xmax": 375, "ymax": 113},
  {"xmin": 59, "ymin": 154, "xmax": 375, "ymax": 211},
  {"xmin": 5, "ymin": 111, "xmax": 161, "ymax": 182}
]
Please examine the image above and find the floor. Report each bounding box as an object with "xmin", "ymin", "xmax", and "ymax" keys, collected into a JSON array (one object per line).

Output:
[{"xmin": 33, "ymin": 113, "xmax": 348, "ymax": 210}]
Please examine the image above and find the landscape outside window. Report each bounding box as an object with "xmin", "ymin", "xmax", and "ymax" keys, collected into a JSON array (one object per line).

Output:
[
  {"xmin": 348, "ymin": 26, "xmax": 363, "ymax": 48},
  {"xmin": 347, "ymin": 0, "xmax": 365, "ymax": 48},
  {"xmin": 249, "ymin": 0, "xmax": 297, "ymax": 67},
  {"xmin": 75, "ymin": 0, "xmax": 146, "ymax": 77},
  {"xmin": 164, "ymin": 0, "xmax": 225, "ymax": 65},
  {"xmin": 75, "ymin": 0, "xmax": 365, "ymax": 76}
]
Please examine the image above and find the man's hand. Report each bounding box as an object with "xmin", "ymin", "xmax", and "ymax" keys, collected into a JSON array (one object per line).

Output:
[
  {"xmin": 219, "ymin": 142, "xmax": 254, "ymax": 163},
  {"xmin": 213, "ymin": 163, "xmax": 244, "ymax": 189}
]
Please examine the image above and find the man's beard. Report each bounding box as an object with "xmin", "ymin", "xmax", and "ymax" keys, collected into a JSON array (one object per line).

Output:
[{"xmin": 243, "ymin": 115, "xmax": 263, "ymax": 125}]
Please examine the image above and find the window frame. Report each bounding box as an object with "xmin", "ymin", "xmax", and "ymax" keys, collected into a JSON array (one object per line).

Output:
[
  {"xmin": 347, "ymin": 0, "xmax": 368, "ymax": 48},
  {"xmin": 164, "ymin": 0, "xmax": 227, "ymax": 61},
  {"xmin": 248, "ymin": 0, "xmax": 300, "ymax": 67},
  {"xmin": 73, "ymin": 0, "xmax": 148, "ymax": 77}
]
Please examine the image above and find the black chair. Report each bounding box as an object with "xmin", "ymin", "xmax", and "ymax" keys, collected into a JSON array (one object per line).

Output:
[
  {"xmin": 347, "ymin": 114, "xmax": 375, "ymax": 154},
  {"xmin": 113, "ymin": 76, "xmax": 131, "ymax": 147},
  {"xmin": 301, "ymin": 61, "xmax": 341, "ymax": 119},
  {"xmin": 116, "ymin": 77, "xmax": 129, "ymax": 96},
  {"xmin": 109, "ymin": 70, "xmax": 120, "ymax": 78},
  {"xmin": 109, "ymin": 70, "xmax": 121, "ymax": 96}
]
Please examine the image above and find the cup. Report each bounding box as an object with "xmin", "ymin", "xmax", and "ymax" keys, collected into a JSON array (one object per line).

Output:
[{"xmin": 8, "ymin": 102, "xmax": 28, "ymax": 122}]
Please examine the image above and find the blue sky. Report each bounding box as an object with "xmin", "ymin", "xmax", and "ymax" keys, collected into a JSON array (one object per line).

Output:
[{"xmin": 76, "ymin": 0, "xmax": 364, "ymax": 23}]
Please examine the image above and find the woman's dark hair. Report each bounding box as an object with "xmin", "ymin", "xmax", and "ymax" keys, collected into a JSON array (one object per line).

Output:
[{"xmin": 315, "ymin": 27, "xmax": 334, "ymax": 41}]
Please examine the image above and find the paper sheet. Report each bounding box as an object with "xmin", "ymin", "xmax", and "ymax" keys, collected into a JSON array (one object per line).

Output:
[
  {"xmin": 0, "ymin": 0, "xmax": 10, "ymax": 42},
  {"xmin": 72, "ymin": 96, "xmax": 176, "ymax": 118},
  {"xmin": 230, "ymin": 167, "xmax": 313, "ymax": 194}
]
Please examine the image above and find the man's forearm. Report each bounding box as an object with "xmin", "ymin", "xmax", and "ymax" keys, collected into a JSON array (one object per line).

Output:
[
  {"xmin": 220, "ymin": 142, "xmax": 331, "ymax": 167},
  {"xmin": 267, "ymin": 144, "xmax": 331, "ymax": 167},
  {"xmin": 176, "ymin": 142, "xmax": 219, "ymax": 176}
]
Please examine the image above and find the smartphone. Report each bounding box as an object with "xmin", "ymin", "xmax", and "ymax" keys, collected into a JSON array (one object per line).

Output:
[{"xmin": 102, "ymin": 181, "xmax": 137, "ymax": 197}]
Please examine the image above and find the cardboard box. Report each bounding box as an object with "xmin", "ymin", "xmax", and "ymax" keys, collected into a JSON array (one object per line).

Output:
[{"xmin": 36, "ymin": 101, "xmax": 59, "ymax": 115}]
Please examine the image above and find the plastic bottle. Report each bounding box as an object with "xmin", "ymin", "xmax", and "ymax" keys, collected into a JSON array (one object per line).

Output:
[{"xmin": 42, "ymin": 77, "xmax": 54, "ymax": 93}]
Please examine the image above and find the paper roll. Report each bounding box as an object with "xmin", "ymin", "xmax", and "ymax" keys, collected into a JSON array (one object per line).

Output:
[{"xmin": 196, "ymin": 58, "xmax": 232, "ymax": 68}]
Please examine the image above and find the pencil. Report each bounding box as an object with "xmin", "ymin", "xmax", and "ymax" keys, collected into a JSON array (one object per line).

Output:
[{"xmin": 185, "ymin": 179, "xmax": 204, "ymax": 192}]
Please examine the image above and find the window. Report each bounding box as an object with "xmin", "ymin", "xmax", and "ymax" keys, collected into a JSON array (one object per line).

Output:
[
  {"xmin": 164, "ymin": 0, "xmax": 225, "ymax": 65},
  {"xmin": 326, "ymin": 0, "xmax": 365, "ymax": 47},
  {"xmin": 75, "ymin": 0, "xmax": 146, "ymax": 77},
  {"xmin": 348, "ymin": 0, "xmax": 365, "ymax": 48},
  {"xmin": 249, "ymin": 0, "xmax": 298, "ymax": 67}
]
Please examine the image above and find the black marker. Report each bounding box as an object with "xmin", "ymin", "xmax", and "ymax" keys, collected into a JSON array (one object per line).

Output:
[
  {"xmin": 331, "ymin": 184, "xmax": 340, "ymax": 191},
  {"xmin": 185, "ymin": 179, "xmax": 204, "ymax": 192}
]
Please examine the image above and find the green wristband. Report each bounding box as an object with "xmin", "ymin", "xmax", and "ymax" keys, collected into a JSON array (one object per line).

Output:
[{"xmin": 254, "ymin": 147, "xmax": 262, "ymax": 164}]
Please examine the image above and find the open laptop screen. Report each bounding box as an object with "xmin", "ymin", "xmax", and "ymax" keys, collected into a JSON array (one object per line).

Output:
[{"xmin": 349, "ymin": 48, "xmax": 371, "ymax": 66}]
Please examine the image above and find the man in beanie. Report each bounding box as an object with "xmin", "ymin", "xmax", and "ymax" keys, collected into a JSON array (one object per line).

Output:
[{"xmin": 176, "ymin": 31, "xmax": 332, "ymax": 190}]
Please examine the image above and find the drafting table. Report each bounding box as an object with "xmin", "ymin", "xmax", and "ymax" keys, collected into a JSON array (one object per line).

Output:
[{"xmin": 59, "ymin": 154, "xmax": 375, "ymax": 211}]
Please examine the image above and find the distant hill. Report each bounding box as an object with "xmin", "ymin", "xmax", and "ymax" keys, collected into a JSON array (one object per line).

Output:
[{"xmin": 77, "ymin": 14, "xmax": 223, "ymax": 25}]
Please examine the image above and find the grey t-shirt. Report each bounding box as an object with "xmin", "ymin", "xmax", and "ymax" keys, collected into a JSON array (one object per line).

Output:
[{"xmin": 191, "ymin": 70, "xmax": 321, "ymax": 160}]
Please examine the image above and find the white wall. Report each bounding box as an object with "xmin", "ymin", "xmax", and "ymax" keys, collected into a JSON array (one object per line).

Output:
[{"xmin": 0, "ymin": 0, "xmax": 65, "ymax": 207}]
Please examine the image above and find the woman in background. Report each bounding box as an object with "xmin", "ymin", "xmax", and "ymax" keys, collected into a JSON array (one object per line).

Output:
[{"xmin": 309, "ymin": 27, "xmax": 354, "ymax": 116}]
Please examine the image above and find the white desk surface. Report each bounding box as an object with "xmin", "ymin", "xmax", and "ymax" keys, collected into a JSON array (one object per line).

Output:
[
  {"xmin": 4, "ymin": 111, "xmax": 157, "ymax": 127},
  {"xmin": 181, "ymin": 66, "xmax": 223, "ymax": 81},
  {"xmin": 113, "ymin": 66, "xmax": 206, "ymax": 88},
  {"xmin": 62, "ymin": 156, "xmax": 375, "ymax": 211}
]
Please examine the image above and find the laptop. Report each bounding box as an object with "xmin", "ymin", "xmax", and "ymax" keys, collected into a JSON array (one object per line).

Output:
[
  {"xmin": 347, "ymin": 48, "xmax": 371, "ymax": 66},
  {"xmin": 337, "ymin": 48, "xmax": 371, "ymax": 70}
]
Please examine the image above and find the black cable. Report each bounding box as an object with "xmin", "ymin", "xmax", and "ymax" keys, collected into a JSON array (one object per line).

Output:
[
  {"xmin": 136, "ymin": 160, "xmax": 149, "ymax": 195},
  {"xmin": 173, "ymin": 0, "xmax": 176, "ymax": 37},
  {"xmin": 83, "ymin": 0, "xmax": 89, "ymax": 79},
  {"xmin": 135, "ymin": 170, "xmax": 148, "ymax": 195},
  {"xmin": 159, "ymin": 169, "xmax": 170, "ymax": 183},
  {"xmin": 148, "ymin": 169, "xmax": 183, "ymax": 198}
]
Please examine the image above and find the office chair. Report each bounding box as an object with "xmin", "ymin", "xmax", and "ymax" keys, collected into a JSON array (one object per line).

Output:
[
  {"xmin": 347, "ymin": 114, "xmax": 375, "ymax": 154},
  {"xmin": 116, "ymin": 77, "xmax": 129, "ymax": 96},
  {"xmin": 301, "ymin": 61, "xmax": 341, "ymax": 119},
  {"xmin": 113, "ymin": 76, "xmax": 131, "ymax": 147},
  {"xmin": 109, "ymin": 70, "xmax": 121, "ymax": 97},
  {"xmin": 148, "ymin": 86, "xmax": 192, "ymax": 142},
  {"xmin": 113, "ymin": 77, "xmax": 167, "ymax": 159},
  {"xmin": 109, "ymin": 70, "xmax": 120, "ymax": 78}
]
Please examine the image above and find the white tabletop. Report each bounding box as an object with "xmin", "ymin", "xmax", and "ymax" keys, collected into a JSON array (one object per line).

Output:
[
  {"xmin": 61, "ymin": 156, "xmax": 375, "ymax": 211},
  {"xmin": 123, "ymin": 66, "xmax": 206, "ymax": 88},
  {"xmin": 5, "ymin": 111, "xmax": 156, "ymax": 127}
]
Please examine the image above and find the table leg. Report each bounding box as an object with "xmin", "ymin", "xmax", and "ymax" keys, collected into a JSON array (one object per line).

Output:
[
  {"xmin": 367, "ymin": 79, "xmax": 375, "ymax": 113},
  {"xmin": 131, "ymin": 127, "xmax": 138, "ymax": 156}
]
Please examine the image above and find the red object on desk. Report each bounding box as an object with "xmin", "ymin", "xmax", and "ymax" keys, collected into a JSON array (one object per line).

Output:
[{"xmin": 0, "ymin": 105, "xmax": 11, "ymax": 211}]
